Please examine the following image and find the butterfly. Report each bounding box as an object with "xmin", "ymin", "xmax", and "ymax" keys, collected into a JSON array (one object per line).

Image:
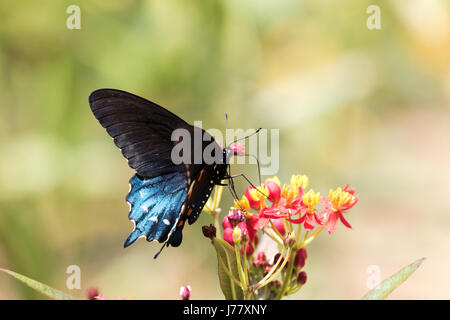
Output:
[{"xmin": 89, "ymin": 89, "xmax": 254, "ymax": 257}]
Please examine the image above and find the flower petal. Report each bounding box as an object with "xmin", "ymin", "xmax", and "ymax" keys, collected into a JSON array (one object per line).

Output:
[{"xmin": 338, "ymin": 212, "xmax": 353, "ymax": 229}]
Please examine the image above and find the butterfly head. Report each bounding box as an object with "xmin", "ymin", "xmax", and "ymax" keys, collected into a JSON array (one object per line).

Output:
[{"xmin": 224, "ymin": 142, "xmax": 246, "ymax": 164}]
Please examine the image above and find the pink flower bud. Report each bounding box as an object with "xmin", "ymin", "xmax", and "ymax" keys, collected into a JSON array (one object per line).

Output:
[
  {"xmin": 87, "ymin": 287, "xmax": 100, "ymax": 300},
  {"xmin": 294, "ymin": 248, "xmax": 307, "ymax": 269},
  {"xmin": 297, "ymin": 271, "xmax": 307, "ymax": 285},
  {"xmin": 223, "ymin": 228, "xmax": 234, "ymax": 245},
  {"xmin": 180, "ymin": 285, "xmax": 191, "ymax": 300},
  {"xmin": 273, "ymin": 253, "xmax": 284, "ymax": 265},
  {"xmin": 264, "ymin": 181, "xmax": 281, "ymax": 203},
  {"xmin": 222, "ymin": 216, "xmax": 232, "ymax": 229}
]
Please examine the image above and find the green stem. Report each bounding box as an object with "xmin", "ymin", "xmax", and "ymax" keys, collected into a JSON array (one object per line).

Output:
[
  {"xmin": 295, "ymin": 222, "xmax": 302, "ymax": 245},
  {"xmin": 225, "ymin": 252, "xmax": 238, "ymax": 300},
  {"xmin": 242, "ymin": 242, "xmax": 250, "ymax": 294},
  {"xmin": 213, "ymin": 185, "xmax": 224, "ymax": 210},
  {"xmin": 211, "ymin": 209, "xmax": 221, "ymax": 235},
  {"xmin": 263, "ymin": 227, "xmax": 284, "ymax": 246},
  {"xmin": 286, "ymin": 284, "xmax": 303, "ymax": 295},
  {"xmin": 207, "ymin": 185, "xmax": 224, "ymax": 236},
  {"xmin": 301, "ymin": 227, "xmax": 324, "ymax": 247},
  {"xmin": 234, "ymin": 240, "xmax": 248, "ymax": 292},
  {"xmin": 276, "ymin": 249, "xmax": 296, "ymax": 299}
]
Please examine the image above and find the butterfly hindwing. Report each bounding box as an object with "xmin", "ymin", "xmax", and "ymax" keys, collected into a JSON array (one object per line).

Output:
[{"xmin": 124, "ymin": 172, "xmax": 187, "ymax": 247}]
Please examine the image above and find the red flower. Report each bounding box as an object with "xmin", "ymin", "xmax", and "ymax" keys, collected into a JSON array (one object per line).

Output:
[
  {"xmin": 287, "ymin": 189, "xmax": 323, "ymax": 230},
  {"xmin": 260, "ymin": 187, "xmax": 304, "ymax": 219},
  {"xmin": 320, "ymin": 185, "xmax": 359, "ymax": 234},
  {"xmin": 245, "ymin": 186, "xmax": 267, "ymax": 210}
]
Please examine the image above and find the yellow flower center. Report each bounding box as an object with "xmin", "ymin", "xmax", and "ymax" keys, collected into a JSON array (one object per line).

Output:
[
  {"xmin": 329, "ymin": 187, "xmax": 356, "ymax": 210},
  {"xmin": 302, "ymin": 189, "xmax": 320, "ymax": 213},
  {"xmin": 233, "ymin": 195, "xmax": 250, "ymax": 213},
  {"xmin": 248, "ymin": 186, "xmax": 268, "ymax": 209},
  {"xmin": 265, "ymin": 176, "xmax": 281, "ymax": 186},
  {"xmin": 290, "ymin": 174, "xmax": 309, "ymax": 189},
  {"xmin": 281, "ymin": 184, "xmax": 299, "ymax": 206}
]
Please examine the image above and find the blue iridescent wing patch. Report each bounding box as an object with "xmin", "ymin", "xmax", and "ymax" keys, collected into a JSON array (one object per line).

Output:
[{"xmin": 124, "ymin": 172, "xmax": 187, "ymax": 248}]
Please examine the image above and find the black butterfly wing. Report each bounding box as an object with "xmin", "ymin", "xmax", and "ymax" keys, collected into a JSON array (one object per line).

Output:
[
  {"xmin": 89, "ymin": 89, "xmax": 188, "ymax": 178},
  {"xmin": 89, "ymin": 89, "xmax": 225, "ymax": 249},
  {"xmin": 167, "ymin": 163, "xmax": 225, "ymax": 247}
]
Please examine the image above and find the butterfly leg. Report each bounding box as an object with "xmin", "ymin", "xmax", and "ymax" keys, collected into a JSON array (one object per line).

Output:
[
  {"xmin": 225, "ymin": 181, "xmax": 240, "ymax": 202},
  {"xmin": 224, "ymin": 173, "xmax": 268, "ymax": 198},
  {"xmin": 226, "ymin": 182, "xmax": 250, "ymax": 214},
  {"xmin": 216, "ymin": 177, "xmax": 241, "ymax": 203}
]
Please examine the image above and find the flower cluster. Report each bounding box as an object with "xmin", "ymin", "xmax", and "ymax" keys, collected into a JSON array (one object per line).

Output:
[
  {"xmin": 204, "ymin": 173, "xmax": 358, "ymax": 300},
  {"xmin": 254, "ymin": 175, "xmax": 359, "ymax": 234}
]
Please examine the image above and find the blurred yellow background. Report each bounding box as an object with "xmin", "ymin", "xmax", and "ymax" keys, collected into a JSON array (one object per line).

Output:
[{"xmin": 0, "ymin": 0, "xmax": 449, "ymax": 299}]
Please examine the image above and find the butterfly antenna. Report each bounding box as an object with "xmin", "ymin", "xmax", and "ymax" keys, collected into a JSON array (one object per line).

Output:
[
  {"xmin": 227, "ymin": 128, "xmax": 261, "ymax": 148},
  {"xmin": 153, "ymin": 242, "xmax": 169, "ymax": 259},
  {"xmin": 225, "ymin": 112, "xmax": 228, "ymax": 147}
]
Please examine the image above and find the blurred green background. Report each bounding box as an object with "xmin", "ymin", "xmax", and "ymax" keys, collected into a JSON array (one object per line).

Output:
[{"xmin": 0, "ymin": 0, "xmax": 449, "ymax": 299}]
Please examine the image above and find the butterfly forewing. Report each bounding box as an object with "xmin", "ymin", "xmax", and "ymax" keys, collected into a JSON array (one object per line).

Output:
[{"xmin": 89, "ymin": 89, "xmax": 187, "ymax": 178}]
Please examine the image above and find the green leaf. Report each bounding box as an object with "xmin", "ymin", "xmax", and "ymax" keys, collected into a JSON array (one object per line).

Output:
[
  {"xmin": 0, "ymin": 268, "xmax": 74, "ymax": 300},
  {"xmin": 362, "ymin": 257, "xmax": 426, "ymax": 300},
  {"xmin": 211, "ymin": 238, "xmax": 244, "ymax": 300}
]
